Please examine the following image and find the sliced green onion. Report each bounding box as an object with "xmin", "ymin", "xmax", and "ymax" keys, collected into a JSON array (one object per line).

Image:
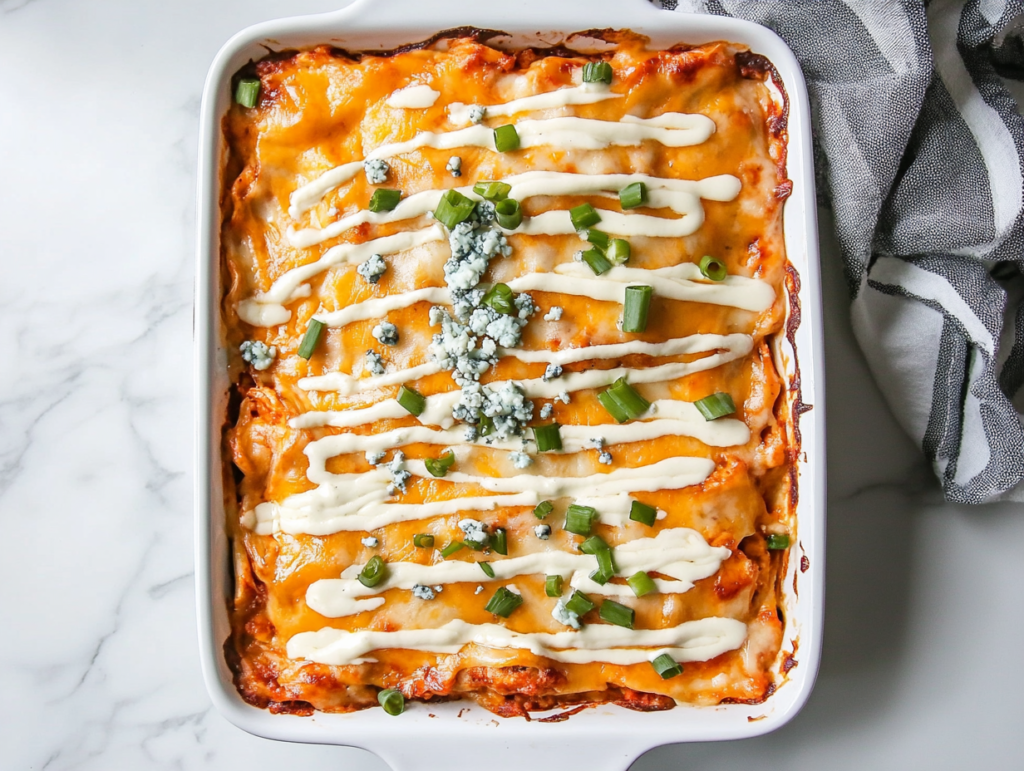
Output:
[
  {"xmin": 473, "ymin": 181, "xmax": 511, "ymax": 200},
  {"xmin": 766, "ymin": 533, "xmax": 791, "ymax": 550},
  {"xmin": 234, "ymin": 78, "xmax": 261, "ymax": 108},
  {"xmin": 433, "ymin": 189, "xmax": 477, "ymax": 229},
  {"xmin": 378, "ymin": 688, "xmax": 405, "ymax": 716},
  {"xmin": 534, "ymin": 500, "xmax": 554, "ymax": 519},
  {"xmin": 564, "ymin": 504, "xmax": 597, "ymax": 536},
  {"xmin": 627, "ymin": 571, "xmax": 657, "ymax": 597},
  {"xmin": 699, "ymin": 254, "xmax": 728, "ymax": 282},
  {"xmin": 589, "ymin": 550, "xmax": 616, "ymax": 585},
  {"xmin": 606, "ymin": 378, "xmax": 650, "ymax": 419},
  {"xmin": 585, "ymin": 229, "xmax": 611, "ymax": 250},
  {"xmin": 466, "ymin": 538, "xmax": 487, "ymax": 551},
  {"xmin": 570, "ymin": 203, "xmax": 601, "ymax": 231},
  {"xmin": 597, "ymin": 391, "xmax": 629, "ymax": 423},
  {"xmin": 492, "ymin": 527, "xmax": 508, "ymax": 556},
  {"xmin": 651, "ymin": 653, "xmax": 683, "ymax": 679},
  {"xmin": 534, "ymin": 423, "xmax": 562, "ymax": 452},
  {"xmin": 478, "ymin": 415, "xmax": 494, "ymax": 437},
  {"xmin": 599, "ymin": 599, "xmax": 635, "ymax": 628},
  {"xmin": 479, "ymin": 561, "xmax": 496, "ymax": 578},
  {"xmin": 619, "ymin": 182, "xmax": 648, "ymax": 210},
  {"xmin": 368, "ymin": 189, "xmax": 402, "ymax": 212},
  {"xmin": 603, "ymin": 240, "xmax": 629, "ymax": 266},
  {"xmin": 482, "ymin": 283, "xmax": 515, "ymax": 315},
  {"xmin": 297, "ymin": 319, "xmax": 325, "ymax": 360},
  {"xmin": 565, "ymin": 590, "xmax": 596, "ymax": 616},
  {"xmin": 694, "ymin": 392, "xmax": 736, "ymax": 421},
  {"xmin": 582, "ymin": 61, "xmax": 613, "ymax": 84},
  {"xmin": 396, "ymin": 384, "xmax": 426, "ymax": 416},
  {"xmin": 423, "ymin": 450, "xmax": 455, "ymax": 478},
  {"xmin": 545, "ymin": 575, "xmax": 563, "ymax": 597},
  {"xmin": 495, "ymin": 198, "xmax": 522, "ymax": 229},
  {"xmin": 358, "ymin": 555, "xmax": 387, "ymax": 588},
  {"xmin": 629, "ymin": 500, "xmax": 657, "ymax": 527},
  {"xmin": 413, "ymin": 533, "xmax": 435, "ymax": 548},
  {"xmin": 581, "ymin": 247, "xmax": 613, "ymax": 276},
  {"xmin": 494, "ymin": 124, "xmax": 520, "ymax": 152},
  {"xmin": 440, "ymin": 541, "xmax": 466, "ymax": 558},
  {"xmin": 484, "ymin": 586, "xmax": 523, "ymax": 617},
  {"xmin": 579, "ymin": 535, "xmax": 610, "ymax": 555},
  {"xmin": 622, "ymin": 285, "xmax": 652, "ymax": 333}
]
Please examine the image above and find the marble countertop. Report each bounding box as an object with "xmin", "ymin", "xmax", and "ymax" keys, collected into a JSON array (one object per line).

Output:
[{"xmin": 2, "ymin": 1, "xmax": 1022, "ymax": 768}]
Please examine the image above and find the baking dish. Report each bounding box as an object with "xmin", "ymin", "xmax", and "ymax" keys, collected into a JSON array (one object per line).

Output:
[{"xmin": 194, "ymin": 0, "xmax": 825, "ymax": 767}]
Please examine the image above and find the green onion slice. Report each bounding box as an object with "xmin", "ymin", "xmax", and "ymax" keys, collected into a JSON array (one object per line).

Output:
[
  {"xmin": 651, "ymin": 653, "xmax": 683, "ymax": 680},
  {"xmin": 440, "ymin": 541, "xmax": 466, "ymax": 558},
  {"xmin": 766, "ymin": 533, "xmax": 791, "ymax": 550},
  {"xmin": 569, "ymin": 203, "xmax": 601, "ymax": 231},
  {"xmin": 297, "ymin": 319, "xmax": 325, "ymax": 360},
  {"xmin": 495, "ymin": 198, "xmax": 523, "ymax": 229},
  {"xmin": 622, "ymin": 285, "xmax": 652, "ymax": 333},
  {"xmin": 581, "ymin": 247, "xmax": 613, "ymax": 276},
  {"xmin": 699, "ymin": 254, "xmax": 728, "ymax": 282},
  {"xmin": 358, "ymin": 555, "xmax": 387, "ymax": 588},
  {"xmin": 545, "ymin": 575, "xmax": 563, "ymax": 597},
  {"xmin": 582, "ymin": 61, "xmax": 613, "ymax": 84},
  {"xmin": 534, "ymin": 423, "xmax": 563, "ymax": 452},
  {"xmin": 433, "ymin": 189, "xmax": 478, "ymax": 229},
  {"xmin": 597, "ymin": 391, "xmax": 629, "ymax": 424},
  {"xmin": 492, "ymin": 527, "xmax": 508, "ymax": 556},
  {"xmin": 607, "ymin": 239, "xmax": 631, "ymax": 265},
  {"xmin": 589, "ymin": 549, "xmax": 616, "ymax": 585},
  {"xmin": 473, "ymin": 180, "xmax": 511, "ymax": 200},
  {"xmin": 629, "ymin": 500, "xmax": 657, "ymax": 527},
  {"xmin": 479, "ymin": 561, "xmax": 496, "ymax": 578},
  {"xmin": 494, "ymin": 124, "xmax": 520, "ymax": 152},
  {"xmin": 482, "ymin": 283, "xmax": 515, "ymax": 315},
  {"xmin": 598, "ymin": 599, "xmax": 635, "ymax": 628},
  {"xmin": 423, "ymin": 450, "xmax": 455, "ymax": 478},
  {"xmin": 627, "ymin": 571, "xmax": 658, "ymax": 597},
  {"xmin": 534, "ymin": 500, "xmax": 554, "ymax": 519},
  {"xmin": 234, "ymin": 78, "xmax": 261, "ymax": 108},
  {"xmin": 565, "ymin": 590, "xmax": 596, "ymax": 616},
  {"xmin": 585, "ymin": 229, "xmax": 611, "ymax": 250},
  {"xmin": 484, "ymin": 586, "xmax": 524, "ymax": 617},
  {"xmin": 619, "ymin": 181, "xmax": 648, "ymax": 210},
  {"xmin": 369, "ymin": 188, "xmax": 402, "ymax": 213},
  {"xmin": 478, "ymin": 415, "xmax": 494, "ymax": 437},
  {"xmin": 413, "ymin": 533, "xmax": 435, "ymax": 548},
  {"xmin": 397, "ymin": 384, "xmax": 426, "ymax": 416},
  {"xmin": 579, "ymin": 535, "xmax": 610, "ymax": 555},
  {"xmin": 694, "ymin": 392, "xmax": 736, "ymax": 421},
  {"xmin": 564, "ymin": 504, "xmax": 597, "ymax": 536},
  {"xmin": 598, "ymin": 377, "xmax": 650, "ymax": 423},
  {"xmin": 378, "ymin": 688, "xmax": 405, "ymax": 716}
]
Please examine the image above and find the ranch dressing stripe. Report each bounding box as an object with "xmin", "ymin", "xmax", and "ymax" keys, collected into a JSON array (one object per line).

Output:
[
  {"xmin": 447, "ymin": 82, "xmax": 622, "ymax": 124},
  {"xmin": 286, "ymin": 616, "xmax": 748, "ymax": 666}
]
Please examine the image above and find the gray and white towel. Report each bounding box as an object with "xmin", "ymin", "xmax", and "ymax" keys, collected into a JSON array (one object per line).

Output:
[{"xmin": 656, "ymin": 0, "xmax": 1024, "ymax": 503}]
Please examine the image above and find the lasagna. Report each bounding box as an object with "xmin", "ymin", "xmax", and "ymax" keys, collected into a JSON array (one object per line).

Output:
[{"xmin": 220, "ymin": 31, "xmax": 797, "ymax": 719}]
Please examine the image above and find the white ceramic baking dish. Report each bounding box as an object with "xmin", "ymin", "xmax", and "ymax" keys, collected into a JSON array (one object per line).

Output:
[{"xmin": 194, "ymin": 1, "xmax": 825, "ymax": 767}]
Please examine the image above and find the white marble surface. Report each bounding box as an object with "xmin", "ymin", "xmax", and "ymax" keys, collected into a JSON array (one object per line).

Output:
[{"xmin": 2, "ymin": 1, "xmax": 1022, "ymax": 769}]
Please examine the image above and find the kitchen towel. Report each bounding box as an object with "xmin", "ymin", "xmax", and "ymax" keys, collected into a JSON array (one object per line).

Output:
[{"xmin": 656, "ymin": 0, "xmax": 1024, "ymax": 503}]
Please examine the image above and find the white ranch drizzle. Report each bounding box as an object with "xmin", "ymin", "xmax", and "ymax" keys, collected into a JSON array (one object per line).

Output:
[
  {"xmin": 288, "ymin": 171, "xmax": 739, "ymax": 249},
  {"xmin": 306, "ymin": 528, "xmax": 729, "ymax": 617},
  {"xmin": 386, "ymin": 84, "xmax": 441, "ymax": 109},
  {"xmin": 447, "ymin": 82, "xmax": 621, "ymax": 125},
  {"xmin": 237, "ymin": 226, "xmax": 444, "ymax": 328},
  {"xmin": 289, "ymin": 161, "xmax": 363, "ymax": 219},
  {"xmin": 286, "ymin": 616, "xmax": 748, "ymax": 666},
  {"xmin": 314, "ymin": 287, "xmax": 450, "ymax": 328},
  {"xmin": 296, "ymin": 333, "xmax": 754, "ymax": 395}
]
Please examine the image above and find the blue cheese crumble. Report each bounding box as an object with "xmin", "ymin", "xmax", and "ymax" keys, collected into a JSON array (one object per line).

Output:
[
  {"xmin": 239, "ymin": 340, "xmax": 276, "ymax": 371},
  {"xmin": 412, "ymin": 584, "xmax": 436, "ymax": 601},
  {"xmin": 556, "ymin": 391, "xmax": 570, "ymax": 405},
  {"xmin": 363, "ymin": 158, "xmax": 389, "ymax": 184},
  {"xmin": 552, "ymin": 598, "xmax": 581, "ymax": 630},
  {"xmin": 543, "ymin": 306, "xmax": 563, "ymax": 321},
  {"xmin": 458, "ymin": 519, "xmax": 489, "ymax": 548},
  {"xmin": 387, "ymin": 451, "xmax": 411, "ymax": 495},
  {"xmin": 361, "ymin": 536, "xmax": 379, "ymax": 548},
  {"xmin": 372, "ymin": 321, "xmax": 399, "ymax": 346},
  {"xmin": 446, "ymin": 156, "xmax": 462, "ymax": 176},
  {"xmin": 514, "ymin": 292, "xmax": 537, "ymax": 319},
  {"xmin": 539, "ymin": 403, "xmax": 553, "ymax": 420},
  {"xmin": 356, "ymin": 253, "xmax": 387, "ymax": 284},
  {"xmin": 366, "ymin": 450, "xmax": 385, "ymax": 466},
  {"xmin": 509, "ymin": 451, "xmax": 533, "ymax": 469},
  {"xmin": 365, "ymin": 350, "xmax": 386, "ymax": 376},
  {"xmin": 468, "ymin": 105, "xmax": 485, "ymax": 124},
  {"xmin": 534, "ymin": 524, "xmax": 551, "ymax": 540},
  {"xmin": 452, "ymin": 381, "xmax": 534, "ymax": 441},
  {"xmin": 599, "ymin": 451, "xmax": 613, "ymax": 465},
  {"xmin": 543, "ymin": 364, "xmax": 563, "ymax": 382}
]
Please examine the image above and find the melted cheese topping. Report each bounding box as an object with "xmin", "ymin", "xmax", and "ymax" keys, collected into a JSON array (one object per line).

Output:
[{"xmin": 221, "ymin": 34, "xmax": 795, "ymax": 717}]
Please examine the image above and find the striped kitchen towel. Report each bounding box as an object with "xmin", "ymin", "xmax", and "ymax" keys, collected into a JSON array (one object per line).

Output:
[{"xmin": 656, "ymin": 0, "xmax": 1024, "ymax": 503}]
